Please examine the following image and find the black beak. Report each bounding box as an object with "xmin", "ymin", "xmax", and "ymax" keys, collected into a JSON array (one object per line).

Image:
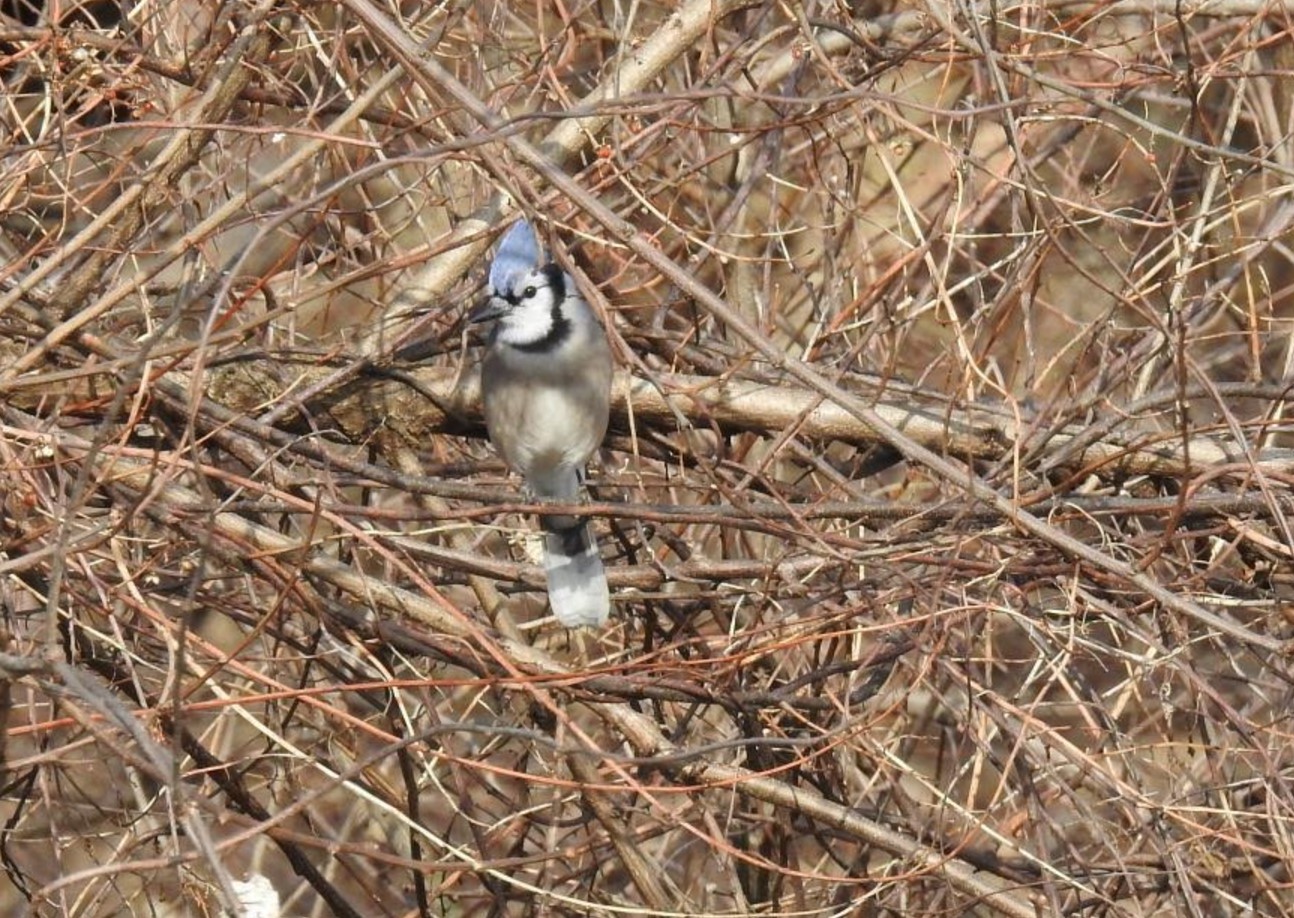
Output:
[{"xmin": 469, "ymin": 296, "xmax": 508, "ymax": 324}]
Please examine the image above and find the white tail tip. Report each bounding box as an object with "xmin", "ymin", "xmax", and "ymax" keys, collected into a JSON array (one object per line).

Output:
[{"xmin": 544, "ymin": 528, "xmax": 610, "ymax": 627}]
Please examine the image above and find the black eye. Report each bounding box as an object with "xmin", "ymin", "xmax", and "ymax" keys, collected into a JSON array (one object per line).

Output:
[{"xmin": 522, "ymin": 285, "xmax": 537, "ymax": 298}]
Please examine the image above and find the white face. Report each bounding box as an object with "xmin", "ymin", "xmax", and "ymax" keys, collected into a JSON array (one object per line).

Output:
[{"xmin": 491, "ymin": 265, "xmax": 566, "ymax": 349}]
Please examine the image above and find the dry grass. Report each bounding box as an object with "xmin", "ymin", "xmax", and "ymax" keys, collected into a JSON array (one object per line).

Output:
[{"xmin": 4, "ymin": 0, "xmax": 1294, "ymax": 915}]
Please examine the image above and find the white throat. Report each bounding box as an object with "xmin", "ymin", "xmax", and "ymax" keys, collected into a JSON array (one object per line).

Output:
[{"xmin": 496, "ymin": 295, "xmax": 559, "ymax": 347}]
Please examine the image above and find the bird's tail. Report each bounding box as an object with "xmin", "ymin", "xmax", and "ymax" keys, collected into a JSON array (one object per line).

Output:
[{"xmin": 543, "ymin": 521, "xmax": 609, "ymax": 627}]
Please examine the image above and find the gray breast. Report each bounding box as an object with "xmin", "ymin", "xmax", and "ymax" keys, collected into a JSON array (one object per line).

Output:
[{"xmin": 481, "ymin": 318, "xmax": 612, "ymax": 495}]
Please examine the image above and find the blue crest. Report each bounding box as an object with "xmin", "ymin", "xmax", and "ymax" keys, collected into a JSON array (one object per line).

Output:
[{"xmin": 488, "ymin": 219, "xmax": 541, "ymax": 297}]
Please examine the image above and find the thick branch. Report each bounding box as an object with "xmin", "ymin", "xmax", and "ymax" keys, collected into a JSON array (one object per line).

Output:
[{"xmin": 202, "ymin": 359, "xmax": 1294, "ymax": 482}]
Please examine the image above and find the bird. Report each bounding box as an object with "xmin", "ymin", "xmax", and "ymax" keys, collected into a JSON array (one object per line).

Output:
[{"xmin": 469, "ymin": 218, "xmax": 614, "ymax": 627}]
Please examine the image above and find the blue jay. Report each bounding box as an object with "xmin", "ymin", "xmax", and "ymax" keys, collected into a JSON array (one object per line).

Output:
[{"xmin": 469, "ymin": 219, "xmax": 613, "ymax": 627}]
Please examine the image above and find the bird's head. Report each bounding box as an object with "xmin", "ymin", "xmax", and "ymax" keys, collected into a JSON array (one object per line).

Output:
[{"xmin": 470, "ymin": 219, "xmax": 571, "ymax": 351}]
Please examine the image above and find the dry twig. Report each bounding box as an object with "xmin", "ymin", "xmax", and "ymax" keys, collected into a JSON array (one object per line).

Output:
[{"xmin": 4, "ymin": 1, "xmax": 1294, "ymax": 915}]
